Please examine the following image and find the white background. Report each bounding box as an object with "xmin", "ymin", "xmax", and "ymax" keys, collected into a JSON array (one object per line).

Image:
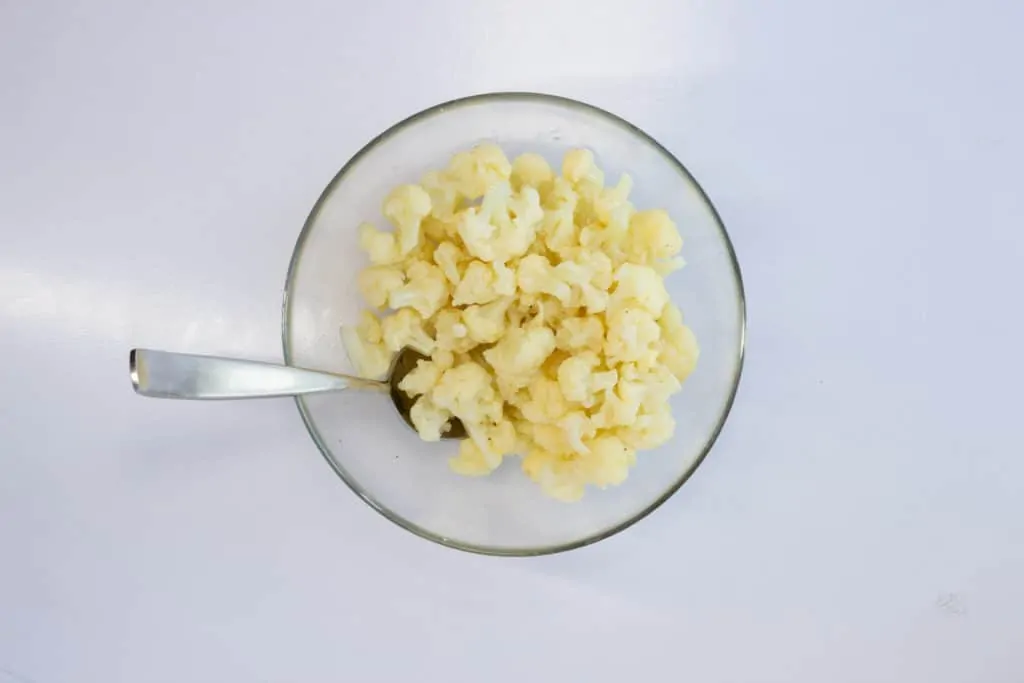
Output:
[{"xmin": 2, "ymin": 1, "xmax": 1023, "ymax": 681}]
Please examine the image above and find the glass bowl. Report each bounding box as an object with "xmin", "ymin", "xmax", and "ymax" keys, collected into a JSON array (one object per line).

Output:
[{"xmin": 283, "ymin": 92, "xmax": 745, "ymax": 555}]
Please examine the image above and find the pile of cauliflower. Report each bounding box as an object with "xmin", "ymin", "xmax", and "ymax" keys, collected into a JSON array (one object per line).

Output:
[{"xmin": 341, "ymin": 144, "xmax": 699, "ymax": 501}]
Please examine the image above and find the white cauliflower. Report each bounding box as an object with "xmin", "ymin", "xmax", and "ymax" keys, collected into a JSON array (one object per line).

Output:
[
  {"xmin": 461, "ymin": 298, "xmax": 510, "ymax": 344},
  {"xmin": 380, "ymin": 308, "xmax": 435, "ymax": 355},
  {"xmin": 465, "ymin": 418, "xmax": 517, "ymax": 461},
  {"xmin": 420, "ymin": 170, "xmax": 460, "ymax": 222},
  {"xmin": 446, "ymin": 143, "xmax": 512, "ymax": 199},
  {"xmin": 511, "ymin": 152, "xmax": 554, "ymax": 190},
  {"xmin": 431, "ymin": 361, "xmax": 503, "ymax": 425},
  {"xmin": 382, "ymin": 184, "xmax": 432, "ymax": 255},
  {"xmin": 517, "ymin": 376, "xmax": 569, "ymax": 425},
  {"xmin": 558, "ymin": 410, "xmax": 596, "ymax": 454},
  {"xmin": 522, "ymin": 450, "xmax": 588, "ymax": 502},
  {"xmin": 604, "ymin": 306, "xmax": 661, "ymax": 367},
  {"xmin": 358, "ymin": 222, "xmax": 402, "ymax": 265},
  {"xmin": 659, "ymin": 304, "xmax": 700, "ymax": 382},
  {"xmin": 357, "ymin": 266, "xmax": 405, "ymax": 309},
  {"xmin": 583, "ymin": 435, "xmax": 636, "ymax": 488},
  {"xmin": 449, "ymin": 438, "xmax": 503, "ymax": 476},
  {"xmin": 409, "ymin": 396, "xmax": 453, "ymax": 442},
  {"xmin": 452, "ymin": 260, "xmax": 504, "ymax": 306},
  {"xmin": 346, "ymin": 145, "xmax": 699, "ymax": 501},
  {"xmin": 398, "ymin": 358, "xmax": 444, "ymax": 397},
  {"xmin": 482, "ymin": 325, "xmax": 556, "ymax": 393},
  {"xmin": 340, "ymin": 311, "xmax": 393, "ymax": 380},
  {"xmin": 611, "ymin": 263, "xmax": 669, "ymax": 317},
  {"xmin": 516, "ymin": 254, "xmax": 572, "ymax": 303},
  {"xmin": 433, "ymin": 241, "xmax": 467, "ymax": 286},
  {"xmin": 618, "ymin": 404, "xmax": 675, "ymax": 450},
  {"xmin": 557, "ymin": 353, "xmax": 617, "ymax": 408},
  {"xmin": 555, "ymin": 316, "xmax": 605, "ymax": 354},
  {"xmin": 433, "ymin": 308, "xmax": 477, "ymax": 354},
  {"xmin": 388, "ymin": 260, "xmax": 450, "ymax": 318},
  {"xmin": 562, "ymin": 148, "xmax": 604, "ymax": 190},
  {"xmin": 626, "ymin": 209, "xmax": 683, "ymax": 264}
]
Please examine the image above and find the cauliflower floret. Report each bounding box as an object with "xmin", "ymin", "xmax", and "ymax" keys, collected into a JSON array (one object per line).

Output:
[
  {"xmin": 521, "ymin": 451, "xmax": 587, "ymax": 502},
  {"xmin": 446, "ymin": 143, "xmax": 512, "ymax": 199},
  {"xmin": 433, "ymin": 308, "xmax": 476, "ymax": 353},
  {"xmin": 431, "ymin": 361, "xmax": 503, "ymax": 425},
  {"xmin": 465, "ymin": 417, "xmax": 517, "ymax": 460},
  {"xmin": 516, "ymin": 254, "xmax": 572, "ymax": 304},
  {"xmin": 583, "ymin": 434, "xmax": 636, "ymax": 488},
  {"xmin": 431, "ymin": 349, "xmax": 456, "ymax": 371},
  {"xmin": 611, "ymin": 263, "xmax": 669, "ymax": 317},
  {"xmin": 637, "ymin": 364, "xmax": 682, "ymax": 412},
  {"xmin": 557, "ymin": 353, "xmax": 617, "ymax": 408},
  {"xmin": 409, "ymin": 396, "xmax": 453, "ymax": 442},
  {"xmin": 358, "ymin": 223, "xmax": 402, "ymax": 265},
  {"xmin": 554, "ymin": 259, "xmax": 610, "ymax": 313},
  {"xmin": 492, "ymin": 261, "xmax": 516, "ymax": 296},
  {"xmin": 461, "ymin": 298, "xmax": 510, "ymax": 344},
  {"xmin": 652, "ymin": 256, "xmax": 686, "ymax": 276},
  {"xmin": 449, "ymin": 438, "xmax": 503, "ymax": 476},
  {"xmin": 456, "ymin": 182, "xmax": 542, "ymax": 264},
  {"xmin": 519, "ymin": 422, "xmax": 573, "ymax": 454},
  {"xmin": 482, "ymin": 325, "xmax": 557, "ymax": 393},
  {"xmin": 383, "ymin": 184, "xmax": 432, "ymax": 255},
  {"xmin": 398, "ymin": 358, "xmax": 444, "ymax": 397},
  {"xmin": 555, "ymin": 316, "xmax": 605, "ymax": 354},
  {"xmin": 452, "ymin": 260, "xmax": 504, "ymax": 306},
  {"xmin": 340, "ymin": 313, "xmax": 393, "ymax": 379},
  {"xmin": 355, "ymin": 310, "xmax": 382, "ymax": 344},
  {"xmin": 618, "ymin": 404, "xmax": 675, "ymax": 450},
  {"xmin": 433, "ymin": 241, "xmax": 467, "ymax": 286},
  {"xmin": 388, "ymin": 260, "xmax": 450, "ymax": 318},
  {"xmin": 558, "ymin": 410, "xmax": 596, "ymax": 454},
  {"xmin": 456, "ymin": 182, "xmax": 509, "ymax": 262},
  {"xmin": 604, "ymin": 306, "xmax": 661, "ymax": 367},
  {"xmin": 518, "ymin": 376, "xmax": 569, "ymax": 425},
  {"xmin": 594, "ymin": 173, "xmax": 634, "ymax": 224},
  {"xmin": 659, "ymin": 304, "xmax": 700, "ymax": 381},
  {"xmin": 420, "ymin": 170, "xmax": 461, "ymax": 221},
  {"xmin": 511, "ymin": 152, "xmax": 554, "ymax": 190},
  {"xmin": 592, "ymin": 379, "xmax": 647, "ymax": 429},
  {"xmin": 539, "ymin": 178, "xmax": 579, "ymax": 256},
  {"xmin": 380, "ymin": 308, "xmax": 435, "ymax": 355},
  {"xmin": 357, "ymin": 266, "xmax": 405, "ymax": 309},
  {"xmin": 626, "ymin": 209, "xmax": 683, "ymax": 264},
  {"xmin": 499, "ymin": 186, "xmax": 544, "ymax": 260},
  {"xmin": 562, "ymin": 148, "xmax": 605, "ymax": 189}
]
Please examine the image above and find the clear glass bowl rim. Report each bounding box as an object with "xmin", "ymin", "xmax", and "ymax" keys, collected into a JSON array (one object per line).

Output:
[{"xmin": 282, "ymin": 91, "xmax": 747, "ymax": 556}]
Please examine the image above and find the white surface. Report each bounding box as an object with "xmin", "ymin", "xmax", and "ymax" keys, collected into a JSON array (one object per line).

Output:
[{"xmin": 1, "ymin": 1, "xmax": 1022, "ymax": 681}]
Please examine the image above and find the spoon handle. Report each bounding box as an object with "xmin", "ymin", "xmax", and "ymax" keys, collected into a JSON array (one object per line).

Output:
[{"xmin": 129, "ymin": 348, "xmax": 385, "ymax": 400}]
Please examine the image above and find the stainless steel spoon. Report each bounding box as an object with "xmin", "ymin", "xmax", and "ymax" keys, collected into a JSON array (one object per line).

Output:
[{"xmin": 129, "ymin": 347, "xmax": 466, "ymax": 439}]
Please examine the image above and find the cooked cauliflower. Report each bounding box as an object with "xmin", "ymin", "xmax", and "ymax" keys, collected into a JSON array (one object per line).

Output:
[
  {"xmin": 516, "ymin": 254, "xmax": 572, "ymax": 303},
  {"xmin": 452, "ymin": 260, "xmax": 504, "ymax": 306},
  {"xmin": 409, "ymin": 396, "xmax": 453, "ymax": 442},
  {"xmin": 383, "ymin": 184, "xmax": 432, "ymax": 255},
  {"xmin": 511, "ymin": 152, "xmax": 554, "ymax": 190},
  {"xmin": 380, "ymin": 308, "xmax": 435, "ymax": 355},
  {"xmin": 357, "ymin": 266, "xmax": 405, "ymax": 309},
  {"xmin": 346, "ymin": 144, "xmax": 698, "ymax": 500},
  {"xmin": 387, "ymin": 260, "xmax": 449, "ymax": 318},
  {"xmin": 340, "ymin": 311, "xmax": 393, "ymax": 380},
  {"xmin": 431, "ymin": 362, "xmax": 503, "ymax": 425}
]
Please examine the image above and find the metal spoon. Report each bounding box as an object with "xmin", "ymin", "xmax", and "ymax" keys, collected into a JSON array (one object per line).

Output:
[{"xmin": 129, "ymin": 347, "xmax": 467, "ymax": 439}]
